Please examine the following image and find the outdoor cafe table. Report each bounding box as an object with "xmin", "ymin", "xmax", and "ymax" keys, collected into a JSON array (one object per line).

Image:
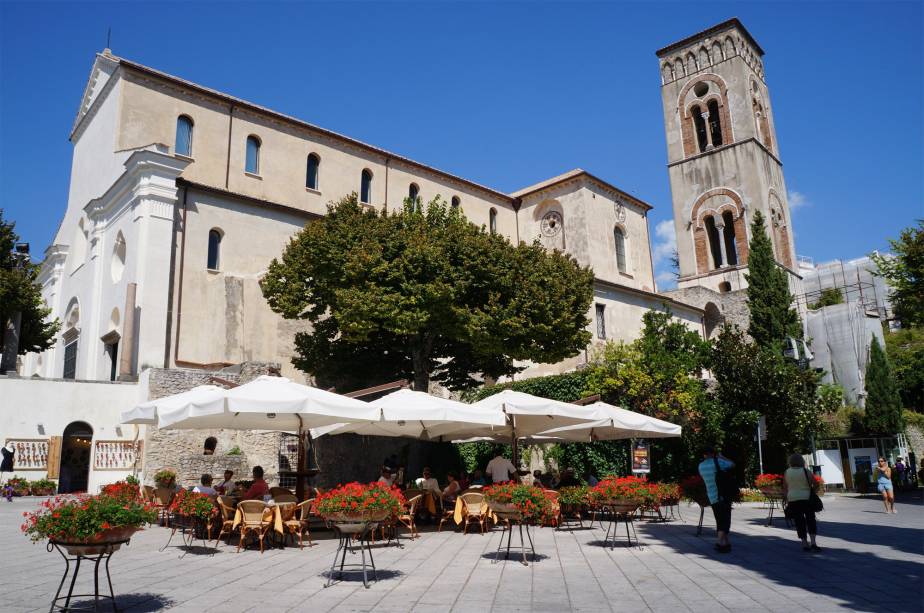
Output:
[{"xmin": 231, "ymin": 501, "xmax": 292, "ymax": 536}]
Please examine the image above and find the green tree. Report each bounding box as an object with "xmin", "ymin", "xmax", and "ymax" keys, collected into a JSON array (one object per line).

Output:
[
  {"xmin": 745, "ymin": 210, "xmax": 802, "ymax": 349},
  {"xmin": 863, "ymin": 337, "xmax": 904, "ymax": 434},
  {"xmin": 0, "ymin": 211, "xmax": 59, "ymax": 363},
  {"xmin": 871, "ymin": 220, "xmax": 924, "ymax": 328},
  {"xmin": 261, "ymin": 195, "xmax": 594, "ymax": 391},
  {"xmin": 809, "ymin": 287, "xmax": 844, "ymax": 310},
  {"xmin": 709, "ymin": 325, "xmax": 828, "ymax": 476},
  {"xmin": 884, "ymin": 326, "xmax": 924, "ymax": 411}
]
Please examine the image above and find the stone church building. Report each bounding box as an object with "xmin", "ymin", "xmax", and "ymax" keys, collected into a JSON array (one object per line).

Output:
[{"xmin": 2, "ymin": 18, "xmax": 799, "ymax": 490}]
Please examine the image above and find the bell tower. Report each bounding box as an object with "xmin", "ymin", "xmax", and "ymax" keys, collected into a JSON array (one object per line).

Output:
[{"xmin": 657, "ymin": 18, "xmax": 798, "ymax": 293}]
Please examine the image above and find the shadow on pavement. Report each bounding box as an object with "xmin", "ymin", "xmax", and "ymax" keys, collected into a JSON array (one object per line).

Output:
[{"xmin": 648, "ymin": 522, "xmax": 923, "ymax": 613}]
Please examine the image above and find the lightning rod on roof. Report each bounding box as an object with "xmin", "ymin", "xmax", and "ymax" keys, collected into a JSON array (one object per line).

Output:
[{"xmin": 106, "ymin": 27, "xmax": 111, "ymax": 50}]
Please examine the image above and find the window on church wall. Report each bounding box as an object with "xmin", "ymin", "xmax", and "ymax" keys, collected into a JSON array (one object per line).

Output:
[
  {"xmin": 614, "ymin": 226, "xmax": 627, "ymax": 273},
  {"xmin": 692, "ymin": 105, "xmax": 708, "ymax": 153},
  {"xmin": 489, "ymin": 208, "xmax": 497, "ymax": 234},
  {"xmin": 175, "ymin": 115, "xmax": 193, "ymax": 157},
  {"xmin": 360, "ymin": 169, "xmax": 373, "ymax": 204},
  {"xmin": 306, "ymin": 154, "xmax": 320, "ymax": 190},
  {"xmin": 63, "ymin": 340, "xmax": 78, "ymax": 380},
  {"xmin": 408, "ymin": 183, "xmax": 419, "ymax": 204},
  {"xmin": 207, "ymin": 229, "xmax": 222, "ymax": 271},
  {"xmin": 595, "ymin": 304, "xmax": 606, "ymax": 340},
  {"xmin": 451, "ymin": 196, "xmax": 460, "ymax": 209},
  {"xmin": 722, "ymin": 211, "xmax": 738, "ymax": 265},
  {"xmin": 704, "ymin": 215, "xmax": 723, "ymax": 269},
  {"xmin": 245, "ymin": 135, "xmax": 261, "ymax": 174},
  {"xmin": 707, "ymin": 100, "xmax": 723, "ymax": 147}
]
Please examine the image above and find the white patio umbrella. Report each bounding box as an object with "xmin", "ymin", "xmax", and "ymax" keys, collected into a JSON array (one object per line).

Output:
[
  {"xmin": 311, "ymin": 388, "xmax": 508, "ymax": 440},
  {"xmin": 119, "ymin": 385, "xmax": 227, "ymax": 425},
  {"xmin": 121, "ymin": 376, "xmax": 379, "ymax": 431},
  {"xmin": 537, "ymin": 401, "xmax": 681, "ymax": 441}
]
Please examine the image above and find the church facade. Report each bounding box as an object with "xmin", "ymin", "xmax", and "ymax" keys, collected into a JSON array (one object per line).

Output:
[{"xmin": 21, "ymin": 48, "xmax": 705, "ymax": 385}]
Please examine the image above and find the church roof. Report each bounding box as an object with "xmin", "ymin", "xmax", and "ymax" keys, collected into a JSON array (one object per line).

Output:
[
  {"xmin": 656, "ymin": 17, "xmax": 764, "ymax": 58},
  {"xmin": 511, "ymin": 168, "xmax": 653, "ymax": 211}
]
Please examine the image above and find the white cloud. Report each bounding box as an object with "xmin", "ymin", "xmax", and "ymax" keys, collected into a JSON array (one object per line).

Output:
[
  {"xmin": 655, "ymin": 270, "xmax": 677, "ymax": 290},
  {"xmin": 788, "ymin": 190, "xmax": 810, "ymax": 211},
  {"xmin": 651, "ymin": 219, "xmax": 676, "ymax": 263}
]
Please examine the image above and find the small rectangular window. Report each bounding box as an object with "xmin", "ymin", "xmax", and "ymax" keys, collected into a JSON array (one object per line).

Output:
[
  {"xmin": 63, "ymin": 340, "xmax": 78, "ymax": 380},
  {"xmin": 106, "ymin": 341, "xmax": 119, "ymax": 382},
  {"xmin": 595, "ymin": 304, "xmax": 606, "ymax": 340}
]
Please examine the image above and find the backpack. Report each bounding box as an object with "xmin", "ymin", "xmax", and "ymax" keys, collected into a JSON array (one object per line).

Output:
[{"xmin": 714, "ymin": 456, "xmax": 740, "ymax": 503}]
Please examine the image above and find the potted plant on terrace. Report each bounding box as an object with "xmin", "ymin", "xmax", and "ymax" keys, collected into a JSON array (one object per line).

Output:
[
  {"xmin": 21, "ymin": 492, "xmax": 158, "ymax": 555},
  {"xmin": 680, "ymin": 475, "xmax": 710, "ymax": 507},
  {"xmin": 7, "ymin": 477, "xmax": 30, "ymax": 497},
  {"xmin": 316, "ymin": 482, "xmax": 405, "ymax": 531},
  {"xmin": 168, "ymin": 489, "xmax": 218, "ymax": 537},
  {"xmin": 591, "ymin": 476, "xmax": 651, "ymax": 513},
  {"xmin": 483, "ymin": 482, "xmax": 554, "ymax": 524},
  {"xmin": 29, "ymin": 478, "xmax": 57, "ymax": 496},
  {"xmin": 101, "ymin": 481, "xmax": 141, "ymax": 503},
  {"xmin": 755, "ymin": 473, "xmax": 784, "ymax": 498},
  {"xmin": 153, "ymin": 469, "xmax": 177, "ymax": 489}
]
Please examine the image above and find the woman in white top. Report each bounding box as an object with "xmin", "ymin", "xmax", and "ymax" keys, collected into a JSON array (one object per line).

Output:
[{"xmin": 782, "ymin": 454, "xmax": 820, "ymax": 552}]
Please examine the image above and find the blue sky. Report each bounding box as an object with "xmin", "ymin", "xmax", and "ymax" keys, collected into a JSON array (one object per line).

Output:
[{"xmin": 1, "ymin": 2, "xmax": 921, "ymax": 289}]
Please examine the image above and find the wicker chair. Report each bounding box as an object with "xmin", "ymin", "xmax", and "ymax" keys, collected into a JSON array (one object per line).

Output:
[
  {"xmin": 237, "ymin": 500, "xmax": 271, "ymax": 553},
  {"xmin": 399, "ymin": 494, "xmax": 423, "ymax": 539},
  {"xmin": 437, "ymin": 495, "xmax": 456, "ymax": 532},
  {"xmin": 153, "ymin": 487, "xmax": 176, "ymax": 526},
  {"xmin": 458, "ymin": 492, "xmax": 487, "ymax": 534},
  {"xmin": 213, "ymin": 496, "xmax": 237, "ymax": 547},
  {"xmin": 273, "ymin": 493, "xmax": 298, "ymax": 504},
  {"xmin": 269, "ymin": 487, "xmax": 293, "ymax": 498},
  {"xmin": 283, "ymin": 499, "xmax": 315, "ymax": 549}
]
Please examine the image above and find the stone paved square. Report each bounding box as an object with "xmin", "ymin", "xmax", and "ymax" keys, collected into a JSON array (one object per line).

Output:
[{"xmin": 2, "ymin": 492, "xmax": 920, "ymax": 612}]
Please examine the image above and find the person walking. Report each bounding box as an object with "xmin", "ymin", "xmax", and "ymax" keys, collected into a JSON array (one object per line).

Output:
[
  {"xmin": 894, "ymin": 457, "xmax": 907, "ymax": 487},
  {"xmin": 698, "ymin": 446, "xmax": 734, "ymax": 553},
  {"xmin": 874, "ymin": 457, "xmax": 896, "ymax": 514},
  {"xmin": 783, "ymin": 454, "xmax": 821, "ymax": 552}
]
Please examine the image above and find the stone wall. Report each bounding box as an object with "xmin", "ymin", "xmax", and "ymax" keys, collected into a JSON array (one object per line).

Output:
[
  {"xmin": 905, "ymin": 425, "xmax": 924, "ymax": 467},
  {"xmin": 142, "ymin": 362, "xmax": 283, "ymax": 487},
  {"xmin": 661, "ymin": 285, "xmax": 749, "ymax": 338}
]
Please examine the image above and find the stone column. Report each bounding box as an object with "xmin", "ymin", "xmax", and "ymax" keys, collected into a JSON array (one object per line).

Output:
[
  {"xmin": 119, "ymin": 283, "xmax": 137, "ymax": 379},
  {"xmin": 715, "ymin": 218, "xmax": 729, "ymax": 268},
  {"xmin": 702, "ymin": 111, "xmax": 714, "ymax": 150}
]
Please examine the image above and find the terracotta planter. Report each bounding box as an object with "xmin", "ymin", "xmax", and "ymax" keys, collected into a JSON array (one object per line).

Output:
[
  {"xmin": 487, "ymin": 501, "xmax": 523, "ymax": 521},
  {"xmin": 325, "ymin": 510, "xmax": 390, "ymax": 533},
  {"xmin": 55, "ymin": 526, "xmax": 140, "ymax": 556},
  {"xmin": 31, "ymin": 488, "xmax": 56, "ymax": 496},
  {"xmin": 758, "ymin": 486, "xmax": 784, "ymax": 499},
  {"xmin": 598, "ymin": 499, "xmax": 642, "ymax": 514}
]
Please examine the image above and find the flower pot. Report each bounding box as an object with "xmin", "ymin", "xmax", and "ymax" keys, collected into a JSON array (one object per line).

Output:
[
  {"xmin": 325, "ymin": 510, "xmax": 390, "ymax": 533},
  {"xmin": 487, "ymin": 501, "xmax": 523, "ymax": 521},
  {"xmin": 31, "ymin": 488, "xmax": 55, "ymax": 496},
  {"xmin": 758, "ymin": 486, "xmax": 783, "ymax": 499},
  {"xmin": 599, "ymin": 499, "xmax": 642, "ymax": 514},
  {"xmin": 55, "ymin": 526, "xmax": 139, "ymax": 556}
]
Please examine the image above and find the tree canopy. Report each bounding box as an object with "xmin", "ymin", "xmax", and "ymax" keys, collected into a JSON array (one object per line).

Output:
[
  {"xmin": 863, "ymin": 336, "xmax": 904, "ymax": 434},
  {"xmin": 745, "ymin": 210, "xmax": 802, "ymax": 349},
  {"xmin": 261, "ymin": 195, "xmax": 594, "ymax": 391},
  {"xmin": 0, "ymin": 210, "xmax": 59, "ymax": 363},
  {"xmin": 871, "ymin": 220, "xmax": 924, "ymax": 328}
]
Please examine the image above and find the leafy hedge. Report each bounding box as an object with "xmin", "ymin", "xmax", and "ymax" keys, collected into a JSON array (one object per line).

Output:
[{"xmin": 462, "ymin": 371, "xmax": 591, "ymax": 403}]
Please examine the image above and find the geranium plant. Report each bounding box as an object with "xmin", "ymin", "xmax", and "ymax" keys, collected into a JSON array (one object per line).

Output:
[
  {"xmin": 29, "ymin": 478, "xmax": 57, "ymax": 496},
  {"xmin": 591, "ymin": 476, "xmax": 654, "ymax": 504},
  {"xmin": 654, "ymin": 482, "xmax": 681, "ymax": 503},
  {"xmin": 680, "ymin": 475, "xmax": 708, "ymax": 505},
  {"xmin": 153, "ymin": 469, "xmax": 177, "ymax": 488},
  {"xmin": 100, "ymin": 481, "xmax": 141, "ymax": 504},
  {"xmin": 6, "ymin": 477, "xmax": 29, "ymax": 496},
  {"xmin": 168, "ymin": 489, "xmax": 217, "ymax": 520},
  {"xmin": 316, "ymin": 482, "xmax": 405, "ymax": 519},
  {"xmin": 21, "ymin": 493, "xmax": 157, "ymax": 543},
  {"xmin": 483, "ymin": 482, "xmax": 555, "ymax": 523},
  {"xmin": 557, "ymin": 485, "xmax": 590, "ymax": 506},
  {"xmin": 755, "ymin": 474, "xmax": 784, "ymax": 489}
]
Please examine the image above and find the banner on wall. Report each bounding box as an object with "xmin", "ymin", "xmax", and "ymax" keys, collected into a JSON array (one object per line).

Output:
[{"xmin": 631, "ymin": 440, "xmax": 650, "ymax": 474}]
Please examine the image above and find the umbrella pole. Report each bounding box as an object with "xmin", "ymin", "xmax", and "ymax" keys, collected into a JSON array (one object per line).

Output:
[{"xmin": 296, "ymin": 415, "xmax": 306, "ymax": 502}]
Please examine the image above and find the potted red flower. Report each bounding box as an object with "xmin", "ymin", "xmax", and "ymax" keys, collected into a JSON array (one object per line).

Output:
[
  {"xmin": 21, "ymin": 492, "xmax": 158, "ymax": 555},
  {"xmin": 591, "ymin": 476, "xmax": 650, "ymax": 513},
  {"xmin": 483, "ymin": 482, "xmax": 554, "ymax": 524},
  {"xmin": 168, "ymin": 489, "xmax": 217, "ymax": 521},
  {"xmin": 100, "ymin": 481, "xmax": 141, "ymax": 504},
  {"xmin": 316, "ymin": 482, "xmax": 405, "ymax": 530},
  {"xmin": 680, "ymin": 475, "xmax": 709, "ymax": 507},
  {"xmin": 29, "ymin": 478, "xmax": 57, "ymax": 496},
  {"xmin": 755, "ymin": 473, "xmax": 784, "ymax": 497},
  {"xmin": 6, "ymin": 477, "xmax": 30, "ymax": 497}
]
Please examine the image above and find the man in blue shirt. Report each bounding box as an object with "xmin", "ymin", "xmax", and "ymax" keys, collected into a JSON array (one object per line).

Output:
[{"xmin": 698, "ymin": 446, "xmax": 734, "ymax": 553}]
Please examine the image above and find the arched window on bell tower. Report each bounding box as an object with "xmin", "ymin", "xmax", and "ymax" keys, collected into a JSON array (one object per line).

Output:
[
  {"xmin": 704, "ymin": 215, "xmax": 723, "ymax": 269},
  {"xmin": 722, "ymin": 210, "xmax": 738, "ymax": 265},
  {"xmin": 692, "ymin": 105, "xmax": 708, "ymax": 153},
  {"xmin": 707, "ymin": 100, "xmax": 723, "ymax": 147}
]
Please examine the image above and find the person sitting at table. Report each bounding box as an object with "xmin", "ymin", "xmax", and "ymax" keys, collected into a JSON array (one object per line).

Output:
[
  {"xmin": 193, "ymin": 473, "xmax": 217, "ymax": 496},
  {"xmin": 470, "ymin": 469, "xmax": 487, "ymax": 486},
  {"xmin": 442, "ymin": 472, "xmax": 461, "ymax": 505},
  {"xmin": 378, "ymin": 466, "xmax": 396, "ymax": 487},
  {"xmin": 418, "ymin": 467, "xmax": 440, "ymax": 494},
  {"xmin": 532, "ymin": 470, "xmax": 544, "ymax": 488},
  {"xmin": 557, "ymin": 468, "xmax": 581, "ymax": 489},
  {"xmin": 215, "ymin": 469, "xmax": 235, "ymax": 495},
  {"xmin": 242, "ymin": 466, "xmax": 269, "ymax": 500}
]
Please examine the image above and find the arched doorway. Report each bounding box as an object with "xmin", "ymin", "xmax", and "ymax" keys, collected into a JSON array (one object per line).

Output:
[
  {"xmin": 703, "ymin": 302, "xmax": 724, "ymax": 339},
  {"xmin": 59, "ymin": 421, "xmax": 93, "ymax": 493}
]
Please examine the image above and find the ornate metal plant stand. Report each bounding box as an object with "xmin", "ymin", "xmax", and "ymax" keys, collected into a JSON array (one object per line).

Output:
[
  {"xmin": 160, "ymin": 513, "xmax": 213, "ymax": 557},
  {"xmin": 598, "ymin": 501, "xmax": 641, "ymax": 550},
  {"xmin": 489, "ymin": 504, "xmax": 535, "ymax": 566},
  {"xmin": 324, "ymin": 517, "xmax": 382, "ymax": 589},
  {"xmin": 47, "ymin": 538, "xmax": 129, "ymax": 612},
  {"xmin": 555, "ymin": 503, "xmax": 585, "ymax": 531}
]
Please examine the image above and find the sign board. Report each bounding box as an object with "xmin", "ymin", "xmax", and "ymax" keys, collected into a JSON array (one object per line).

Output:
[
  {"xmin": 631, "ymin": 440, "xmax": 650, "ymax": 474},
  {"xmin": 758, "ymin": 416, "xmax": 767, "ymax": 441}
]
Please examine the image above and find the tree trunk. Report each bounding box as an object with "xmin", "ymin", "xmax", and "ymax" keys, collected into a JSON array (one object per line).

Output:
[{"xmin": 411, "ymin": 336, "xmax": 432, "ymax": 392}]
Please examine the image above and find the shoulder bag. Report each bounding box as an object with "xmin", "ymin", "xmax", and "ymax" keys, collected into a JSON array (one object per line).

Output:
[{"xmin": 804, "ymin": 468, "xmax": 824, "ymax": 513}]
